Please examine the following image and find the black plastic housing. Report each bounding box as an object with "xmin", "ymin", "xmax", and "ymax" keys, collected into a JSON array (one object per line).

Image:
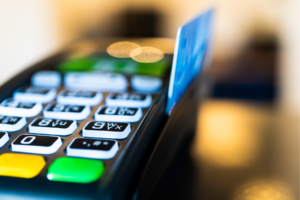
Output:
[{"xmin": 0, "ymin": 44, "xmax": 209, "ymax": 200}]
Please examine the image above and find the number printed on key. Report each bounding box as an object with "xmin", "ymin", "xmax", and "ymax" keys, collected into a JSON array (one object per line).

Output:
[
  {"xmin": 0, "ymin": 116, "xmax": 22, "ymax": 125},
  {"xmin": 0, "ymin": 99, "xmax": 42, "ymax": 117},
  {"xmin": 88, "ymin": 122, "xmax": 127, "ymax": 131},
  {"xmin": 2, "ymin": 99, "xmax": 36, "ymax": 109},
  {"xmin": 106, "ymin": 93, "xmax": 152, "ymax": 108},
  {"xmin": 100, "ymin": 107, "xmax": 138, "ymax": 116},
  {"xmin": 0, "ymin": 115, "xmax": 26, "ymax": 132},
  {"xmin": 111, "ymin": 93, "xmax": 147, "ymax": 101},
  {"xmin": 57, "ymin": 90, "xmax": 102, "ymax": 106},
  {"xmin": 29, "ymin": 118, "xmax": 77, "ymax": 136},
  {"xmin": 95, "ymin": 106, "xmax": 142, "ymax": 122},
  {"xmin": 83, "ymin": 121, "xmax": 131, "ymax": 139},
  {"xmin": 61, "ymin": 91, "xmax": 97, "ymax": 98},
  {"xmin": 13, "ymin": 87, "xmax": 56, "ymax": 103},
  {"xmin": 12, "ymin": 134, "xmax": 62, "ymax": 154},
  {"xmin": 48, "ymin": 104, "xmax": 84, "ymax": 113},
  {"xmin": 33, "ymin": 118, "xmax": 73, "ymax": 128},
  {"xmin": 44, "ymin": 104, "xmax": 91, "ymax": 120}
]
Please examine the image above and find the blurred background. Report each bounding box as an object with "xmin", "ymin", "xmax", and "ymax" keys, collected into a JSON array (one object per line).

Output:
[{"xmin": 0, "ymin": 0, "xmax": 299, "ymax": 199}]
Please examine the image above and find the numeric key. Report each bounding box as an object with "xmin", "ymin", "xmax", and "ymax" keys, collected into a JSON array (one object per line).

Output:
[
  {"xmin": 13, "ymin": 86, "xmax": 56, "ymax": 103},
  {"xmin": 0, "ymin": 99, "xmax": 42, "ymax": 117},
  {"xmin": 44, "ymin": 104, "xmax": 91, "ymax": 120},
  {"xmin": 0, "ymin": 132, "xmax": 9, "ymax": 148},
  {"xmin": 64, "ymin": 72, "xmax": 127, "ymax": 92},
  {"xmin": 29, "ymin": 118, "xmax": 77, "ymax": 136},
  {"xmin": 57, "ymin": 90, "xmax": 102, "ymax": 106},
  {"xmin": 131, "ymin": 75, "xmax": 162, "ymax": 92},
  {"xmin": 106, "ymin": 93, "xmax": 152, "ymax": 108},
  {"xmin": 12, "ymin": 134, "xmax": 62, "ymax": 155},
  {"xmin": 0, "ymin": 116, "xmax": 26, "ymax": 132},
  {"xmin": 31, "ymin": 71, "xmax": 61, "ymax": 88},
  {"xmin": 67, "ymin": 138, "xmax": 118, "ymax": 159},
  {"xmin": 82, "ymin": 121, "xmax": 131, "ymax": 139},
  {"xmin": 95, "ymin": 106, "xmax": 142, "ymax": 122}
]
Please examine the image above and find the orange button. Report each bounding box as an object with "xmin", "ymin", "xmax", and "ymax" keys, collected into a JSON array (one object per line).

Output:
[{"xmin": 0, "ymin": 153, "xmax": 45, "ymax": 178}]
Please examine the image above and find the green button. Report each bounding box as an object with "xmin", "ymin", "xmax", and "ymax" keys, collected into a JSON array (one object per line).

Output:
[{"xmin": 47, "ymin": 157, "xmax": 105, "ymax": 183}]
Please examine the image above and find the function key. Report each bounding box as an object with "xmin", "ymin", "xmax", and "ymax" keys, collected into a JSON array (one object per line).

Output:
[
  {"xmin": 131, "ymin": 75, "xmax": 162, "ymax": 92},
  {"xmin": 106, "ymin": 92, "xmax": 152, "ymax": 108},
  {"xmin": 64, "ymin": 72, "xmax": 127, "ymax": 92},
  {"xmin": 0, "ymin": 99, "xmax": 42, "ymax": 117},
  {"xmin": 82, "ymin": 121, "xmax": 131, "ymax": 139},
  {"xmin": 11, "ymin": 134, "xmax": 62, "ymax": 155},
  {"xmin": 0, "ymin": 116, "xmax": 26, "ymax": 132},
  {"xmin": 43, "ymin": 104, "xmax": 91, "ymax": 120},
  {"xmin": 57, "ymin": 90, "xmax": 102, "ymax": 106},
  {"xmin": 0, "ymin": 132, "xmax": 9, "ymax": 148},
  {"xmin": 95, "ymin": 106, "xmax": 142, "ymax": 123},
  {"xmin": 0, "ymin": 153, "xmax": 45, "ymax": 178},
  {"xmin": 31, "ymin": 71, "xmax": 61, "ymax": 88},
  {"xmin": 29, "ymin": 118, "xmax": 77, "ymax": 136},
  {"xmin": 67, "ymin": 138, "xmax": 118, "ymax": 159},
  {"xmin": 47, "ymin": 157, "xmax": 105, "ymax": 183},
  {"xmin": 13, "ymin": 86, "xmax": 56, "ymax": 103}
]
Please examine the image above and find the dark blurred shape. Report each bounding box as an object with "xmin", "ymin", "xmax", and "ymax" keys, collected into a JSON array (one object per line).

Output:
[
  {"xmin": 113, "ymin": 8, "xmax": 162, "ymax": 37},
  {"xmin": 212, "ymin": 35, "xmax": 278, "ymax": 102},
  {"xmin": 149, "ymin": 135, "xmax": 197, "ymax": 200}
]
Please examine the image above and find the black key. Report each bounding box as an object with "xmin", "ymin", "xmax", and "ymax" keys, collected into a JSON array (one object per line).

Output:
[
  {"xmin": 83, "ymin": 121, "xmax": 131, "ymax": 139},
  {"xmin": 29, "ymin": 118, "xmax": 77, "ymax": 136},
  {"xmin": 95, "ymin": 106, "xmax": 142, "ymax": 122},
  {"xmin": 0, "ymin": 116, "xmax": 26, "ymax": 132},
  {"xmin": 0, "ymin": 132, "xmax": 9, "ymax": 148},
  {"xmin": 11, "ymin": 134, "xmax": 62, "ymax": 155},
  {"xmin": 67, "ymin": 138, "xmax": 119, "ymax": 159},
  {"xmin": 106, "ymin": 93, "xmax": 152, "ymax": 108},
  {"xmin": 43, "ymin": 104, "xmax": 91, "ymax": 120}
]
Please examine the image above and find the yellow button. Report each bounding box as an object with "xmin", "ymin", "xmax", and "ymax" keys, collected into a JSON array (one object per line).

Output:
[{"xmin": 0, "ymin": 153, "xmax": 45, "ymax": 178}]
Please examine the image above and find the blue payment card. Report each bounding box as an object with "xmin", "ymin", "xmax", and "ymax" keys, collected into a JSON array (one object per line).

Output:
[{"xmin": 166, "ymin": 8, "xmax": 213, "ymax": 114}]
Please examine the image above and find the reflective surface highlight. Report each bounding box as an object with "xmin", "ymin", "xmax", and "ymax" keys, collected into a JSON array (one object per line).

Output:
[
  {"xmin": 107, "ymin": 41, "xmax": 140, "ymax": 58},
  {"xmin": 130, "ymin": 46, "xmax": 164, "ymax": 63}
]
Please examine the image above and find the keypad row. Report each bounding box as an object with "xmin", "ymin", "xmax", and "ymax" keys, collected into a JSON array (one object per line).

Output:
[
  {"xmin": 0, "ymin": 104, "xmax": 141, "ymax": 131},
  {"xmin": 13, "ymin": 86, "xmax": 152, "ymax": 106},
  {"xmin": 0, "ymin": 132, "xmax": 119, "ymax": 159},
  {"xmin": 0, "ymin": 101, "xmax": 144, "ymax": 121},
  {"xmin": 0, "ymin": 117, "xmax": 131, "ymax": 137},
  {"xmin": 32, "ymin": 71, "xmax": 163, "ymax": 93},
  {"xmin": 0, "ymin": 153, "xmax": 105, "ymax": 183}
]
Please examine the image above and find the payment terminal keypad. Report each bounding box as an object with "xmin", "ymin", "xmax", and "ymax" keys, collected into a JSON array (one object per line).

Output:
[{"xmin": 0, "ymin": 71, "xmax": 162, "ymax": 184}]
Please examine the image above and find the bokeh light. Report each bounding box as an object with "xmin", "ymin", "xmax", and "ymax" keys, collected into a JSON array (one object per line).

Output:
[
  {"xmin": 194, "ymin": 101, "xmax": 265, "ymax": 167},
  {"xmin": 130, "ymin": 46, "xmax": 164, "ymax": 63},
  {"xmin": 234, "ymin": 180, "xmax": 294, "ymax": 200},
  {"xmin": 107, "ymin": 41, "xmax": 140, "ymax": 58}
]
